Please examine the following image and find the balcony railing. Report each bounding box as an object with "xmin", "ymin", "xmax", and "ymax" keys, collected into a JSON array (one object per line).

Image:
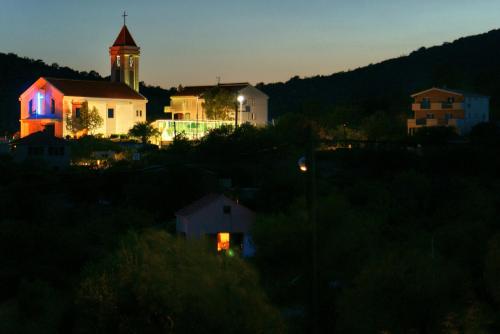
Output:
[
  {"xmin": 408, "ymin": 118, "xmax": 465, "ymax": 128},
  {"xmin": 412, "ymin": 102, "xmax": 464, "ymax": 111}
]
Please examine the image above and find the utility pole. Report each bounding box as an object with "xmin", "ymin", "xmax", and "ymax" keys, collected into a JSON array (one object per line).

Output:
[{"xmin": 306, "ymin": 120, "xmax": 319, "ymax": 334}]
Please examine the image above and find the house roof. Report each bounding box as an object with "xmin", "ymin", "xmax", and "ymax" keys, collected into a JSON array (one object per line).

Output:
[
  {"xmin": 176, "ymin": 193, "xmax": 223, "ymax": 216},
  {"xmin": 44, "ymin": 78, "xmax": 147, "ymax": 100},
  {"xmin": 411, "ymin": 87, "xmax": 489, "ymax": 98},
  {"xmin": 112, "ymin": 25, "xmax": 138, "ymax": 47},
  {"xmin": 173, "ymin": 83, "xmax": 250, "ymax": 97},
  {"xmin": 15, "ymin": 131, "xmax": 68, "ymax": 146},
  {"xmin": 176, "ymin": 193, "xmax": 254, "ymax": 217}
]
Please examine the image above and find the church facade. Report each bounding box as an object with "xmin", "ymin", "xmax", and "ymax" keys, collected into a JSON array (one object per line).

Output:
[{"xmin": 19, "ymin": 24, "xmax": 147, "ymax": 138}]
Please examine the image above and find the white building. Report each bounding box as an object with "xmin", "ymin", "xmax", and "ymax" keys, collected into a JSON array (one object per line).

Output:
[
  {"xmin": 176, "ymin": 193, "xmax": 256, "ymax": 257},
  {"xmin": 19, "ymin": 77, "xmax": 147, "ymax": 138},
  {"xmin": 153, "ymin": 83, "xmax": 269, "ymax": 142},
  {"xmin": 408, "ymin": 88, "xmax": 490, "ymax": 135},
  {"xmin": 19, "ymin": 24, "xmax": 147, "ymax": 138}
]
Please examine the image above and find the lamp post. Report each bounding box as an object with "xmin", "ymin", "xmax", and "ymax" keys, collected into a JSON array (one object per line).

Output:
[
  {"xmin": 236, "ymin": 95, "xmax": 245, "ymax": 128},
  {"xmin": 298, "ymin": 122, "xmax": 319, "ymax": 334}
]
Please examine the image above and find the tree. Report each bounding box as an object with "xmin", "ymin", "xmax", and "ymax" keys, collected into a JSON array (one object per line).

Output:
[
  {"xmin": 128, "ymin": 122, "xmax": 160, "ymax": 144},
  {"xmin": 202, "ymin": 87, "xmax": 237, "ymax": 120},
  {"xmin": 76, "ymin": 230, "xmax": 284, "ymax": 334},
  {"xmin": 65, "ymin": 101, "xmax": 103, "ymax": 137}
]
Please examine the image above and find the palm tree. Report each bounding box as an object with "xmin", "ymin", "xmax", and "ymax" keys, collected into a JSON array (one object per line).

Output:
[{"xmin": 128, "ymin": 122, "xmax": 160, "ymax": 145}]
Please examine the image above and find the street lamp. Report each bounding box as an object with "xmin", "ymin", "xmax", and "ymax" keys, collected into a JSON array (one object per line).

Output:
[
  {"xmin": 298, "ymin": 156, "xmax": 308, "ymax": 172},
  {"xmin": 236, "ymin": 95, "xmax": 245, "ymax": 127}
]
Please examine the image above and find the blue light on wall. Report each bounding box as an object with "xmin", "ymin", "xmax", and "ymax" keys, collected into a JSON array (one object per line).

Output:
[{"xmin": 37, "ymin": 92, "xmax": 44, "ymax": 115}]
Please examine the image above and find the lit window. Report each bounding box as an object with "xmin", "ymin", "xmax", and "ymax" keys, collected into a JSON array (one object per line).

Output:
[
  {"xmin": 116, "ymin": 55, "xmax": 121, "ymax": 67},
  {"xmin": 129, "ymin": 56, "xmax": 134, "ymax": 68},
  {"xmin": 217, "ymin": 233, "xmax": 230, "ymax": 252}
]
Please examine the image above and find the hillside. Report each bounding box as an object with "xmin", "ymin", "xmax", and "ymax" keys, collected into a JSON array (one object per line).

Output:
[
  {"xmin": 259, "ymin": 28, "xmax": 500, "ymax": 121},
  {"xmin": 0, "ymin": 53, "xmax": 174, "ymax": 134},
  {"xmin": 2, "ymin": 28, "xmax": 500, "ymax": 134}
]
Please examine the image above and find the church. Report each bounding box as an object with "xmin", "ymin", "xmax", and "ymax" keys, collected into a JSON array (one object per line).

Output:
[{"xmin": 19, "ymin": 23, "xmax": 147, "ymax": 138}]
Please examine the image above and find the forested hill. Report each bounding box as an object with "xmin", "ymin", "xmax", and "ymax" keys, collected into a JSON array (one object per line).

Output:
[
  {"xmin": 0, "ymin": 53, "xmax": 174, "ymax": 134},
  {"xmin": 2, "ymin": 28, "xmax": 500, "ymax": 133},
  {"xmin": 259, "ymin": 28, "xmax": 500, "ymax": 121}
]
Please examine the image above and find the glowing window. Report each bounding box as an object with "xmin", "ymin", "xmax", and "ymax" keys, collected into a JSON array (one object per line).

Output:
[
  {"xmin": 217, "ymin": 233, "xmax": 230, "ymax": 252},
  {"xmin": 129, "ymin": 56, "xmax": 134, "ymax": 68},
  {"xmin": 116, "ymin": 55, "xmax": 121, "ymax": 67}
]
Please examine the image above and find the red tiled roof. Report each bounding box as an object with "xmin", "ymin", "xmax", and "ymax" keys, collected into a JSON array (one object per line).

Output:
[
  {"xmin": 174, "ymin": 83, "xmax": 250, "ymax": 97},
  {"xmin": 45, "ymin": 78, "xmax": 146, "ymax": 100},
  {"xmin": 15, "ymin": 131, "xmax": 67, "ymax": 146},
  {"xmin": 176, "ymin": 193, "xmax": 224, "ymax": 217},
  {"xmin": 112, "ymin": 25, "xmax": 138, "ymax": 47}
]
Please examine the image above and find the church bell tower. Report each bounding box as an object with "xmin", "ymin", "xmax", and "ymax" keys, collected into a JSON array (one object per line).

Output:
[{"xmin": 109, "ymin": 13, "xmax": 140, "ymax": 92}]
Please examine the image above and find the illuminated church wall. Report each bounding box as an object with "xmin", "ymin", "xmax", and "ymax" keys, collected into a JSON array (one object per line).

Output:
[
  {"xmin": 60, "ymin": 97, "xmax": 146, "ymax": 137},
  {"xmin": 19, "ymin": 78, "xmax": 64, "ymax": 138}
]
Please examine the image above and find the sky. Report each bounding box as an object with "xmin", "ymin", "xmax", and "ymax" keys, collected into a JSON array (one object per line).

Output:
[{"xmin": 1, "ymin": 0, "xmax": 500, "ymax": 88}]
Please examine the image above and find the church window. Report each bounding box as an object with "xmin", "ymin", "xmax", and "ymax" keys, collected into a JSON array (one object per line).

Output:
[
  {"xmin": 129, "ymin": 56, "xmax": 134, "ymax": 68},
  {"xmin": 116, "ymin": 55, "xmax": 121, "ymax": 67},
  {"xmin": 51, "ymin": 99, "xmax": 55, "ymax": 114},
  {"xmin": 75, "ymin": 108, "xmax": 81, "ymax": 118},
  {"xmin": 108, "ymin": 108, "xmax": 114, "ymax": 118},
  {"xmin": 29, "ymin": 99, "xmax": 34, "ymax": 115}
]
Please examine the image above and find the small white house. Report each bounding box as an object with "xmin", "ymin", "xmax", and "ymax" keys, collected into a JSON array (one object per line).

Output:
[{"xmin": 175, "ymin": 194, "xmax": 256, "ymax": 257}]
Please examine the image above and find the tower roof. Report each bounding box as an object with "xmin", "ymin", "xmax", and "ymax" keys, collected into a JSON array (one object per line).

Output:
[{"xmin": 112, "ymin": 25, "xmax": 137, "ymax": 47}]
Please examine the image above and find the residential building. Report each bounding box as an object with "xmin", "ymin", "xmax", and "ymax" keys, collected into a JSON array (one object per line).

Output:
[
  {"xmin": 12, "ymin": 131, "xmax": 70, "ymax": 169},
  {"xmin": 153, "ymin": 83, "xmax": 269, "ymax": 142},
  {"xmin": 19, "ymin": 24, "xmax": 147, "ymax": 138},
  {"xmin": 175, "ymin": 193, "xmax": 256, "ymax": 257},
  {"xmin": 408, "ymin": 88, "xmax": 489, "ymax": 135}
]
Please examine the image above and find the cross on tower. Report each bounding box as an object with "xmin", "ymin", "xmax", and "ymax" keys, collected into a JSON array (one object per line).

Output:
[{"xmin": 122, "ymin": 11, "xmax": 128, "ymax": 25}]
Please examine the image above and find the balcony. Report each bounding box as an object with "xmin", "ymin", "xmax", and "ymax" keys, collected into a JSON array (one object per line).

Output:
[
  {"xmin": 412, "ymin": 102, "xmax": 464, "ymax": 111},
  {"xmin": 408, "ymin": 118, "xmax": 464, "ymax": 129}
]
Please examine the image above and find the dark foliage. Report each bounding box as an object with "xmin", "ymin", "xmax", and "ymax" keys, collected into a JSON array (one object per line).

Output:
[{"xmin": 260, "ymin": 29, "xmax": 500, "ymax": 121}]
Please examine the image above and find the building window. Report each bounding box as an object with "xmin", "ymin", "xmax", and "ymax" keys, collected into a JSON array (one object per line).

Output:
[
  {"xmin": 116, "ymin": 55, "xmax": 121, "ymax": 67},
  {"xmin": 129, "ymin": 56, "xmax": 134, "ymax": 68},
  {"xmin": 28, "ymin": 146, "xmax": 44, "ymax": 156},
  {"xmin": 75, "ymin": 108, "xmax": 81, "ymax": 118},
  {"xmin": 245, "ymin": 105, "xmax": 251, "ymax": 113},
  {"xmin": 48, "ymin": 146, "xmax": 65, "ymax": 156},
  {"xmin": 136, "ymin": 110, "xmax": 143, "ymax": 117},
  {"xmin": 185, "ymin": 113, "xmax": 190, "ymax": 120},
  {"xmin": 29, "ymin": 99, "xmax": 34, "ymax": 115},
  {"xmin": 426, "ymin": 113, "xmax": 435, "ymax": 119},
  {"xmin": 108, "ymin": 108, "xmax": 114, "ymax": 118},
  {"xmin": 421, "ymin": 98, "xmax": 431, "ymax": 109},
  {"xmin": 223, "ymin": 205, "xmax": 232, "ymax": 214},
  {"xmin": 445, "ymin": 113, "xmax": 452, "ymax": 120},
  {"xmin": 217, "ymin": 233, "xmax": 230, "ymax": 252},
  {"xmin": 51, "ymin": 99, "xmax": 55, "ymax": 114}
]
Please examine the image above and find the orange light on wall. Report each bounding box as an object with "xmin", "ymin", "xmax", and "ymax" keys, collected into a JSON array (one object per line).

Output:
[{"xmin": 217, "ymin": 233, "xmax": 230, "ymax": 252}]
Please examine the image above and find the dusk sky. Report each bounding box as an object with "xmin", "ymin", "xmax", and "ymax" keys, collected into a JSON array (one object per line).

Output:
[{"xmin": 1, "ymin": 0, "xmax": 500, "ymax": 88}]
